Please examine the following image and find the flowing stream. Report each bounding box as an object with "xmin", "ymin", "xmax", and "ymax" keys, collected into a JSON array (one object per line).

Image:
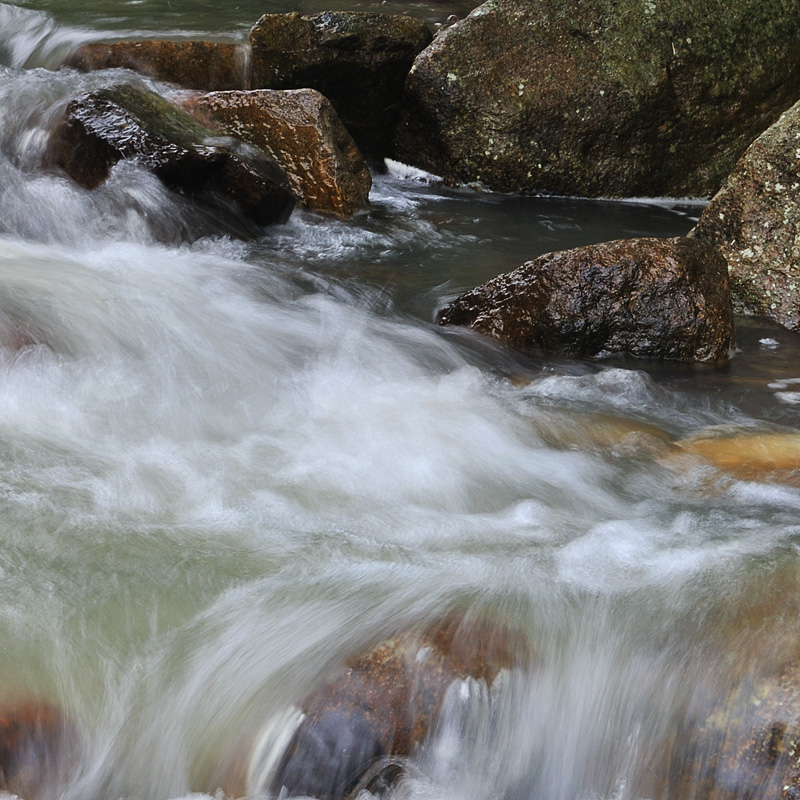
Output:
[{"xmin": 1, "ymin": 3, "xmax": 800, "ymax": 800}]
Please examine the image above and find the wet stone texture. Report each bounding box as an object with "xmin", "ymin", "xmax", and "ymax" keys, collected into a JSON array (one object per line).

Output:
[
  {"xmin": 269, "ymin": 613, "xmax": 529, "ymax": 800},
  {"xmin": 691, "ymin": 99, "xmax": 800, "ymax": 331},
  {"xmin": 184, "ymin": 89, "xmax": 371, "ymax": 216},
  {"xmin": 49, "ymin": 84, "xmax": 295, "ymax": 226},
  {"xmin": 249, "ymin": 11, "xmax": 433, "ymax": 160},
  {"xmin": 437, "ymin": 236, "xmax": 734, "ymax": 363},
  {"xmin": 393, "ymin": 0, "xmax": 800, "ymax": 197},
  {"xmin": 64, "ymin": 40, "xmax": 248, "ymax": 91}
]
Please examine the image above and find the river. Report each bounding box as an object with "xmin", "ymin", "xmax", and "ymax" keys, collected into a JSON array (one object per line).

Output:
[{"xmin": 1, "ymin": 2, "xmax": 800, "ymax": 800}]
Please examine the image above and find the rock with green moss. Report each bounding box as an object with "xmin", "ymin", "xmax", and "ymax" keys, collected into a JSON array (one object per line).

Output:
[
  {"xmin": 394, "ymin": 0, "xmax": 800, "ymax": 198},
  {"xmin": 49, "ymin": 83, "xmax": 295, "ymax": 226},
  {"xmin": 249, "ymin": 11, "xmax": 432, "ymax": 160},
  {"xmin": 691, "ymin": 99, "xmax": 800, "ymax": 330}
]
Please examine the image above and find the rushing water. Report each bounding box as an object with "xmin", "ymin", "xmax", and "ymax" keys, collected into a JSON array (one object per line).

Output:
[{"xmin": 1, "ymin": 4, "xmax": 800, "ymax": 800}]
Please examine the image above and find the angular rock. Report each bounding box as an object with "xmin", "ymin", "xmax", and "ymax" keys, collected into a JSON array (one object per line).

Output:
[
  {"xmin": 64, "ymin": 40, "xmax": 247, "ymax": 91},
  {"xmin": 394, "ymin": 0, "xmax": 800, "ymax": 198},
  {"xmin": 49, "ymin": 83, "xmax": 295, "ymax": 226},
  {"xmin": 249, "ymin": 12, "xmax": 432, "ymax": 160},
  {"xmin": 691, "ymin": 99, "xmax": 800, "ymax": 330},
  {"xmin": 184, "ymin": 89, "xmax": 371, "ymax": 216},
  {"xmin": 437, "ymin": 237, "xmax": 734, "ymax": 363}
]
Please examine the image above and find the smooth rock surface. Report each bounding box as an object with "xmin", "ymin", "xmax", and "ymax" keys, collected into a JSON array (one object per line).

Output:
[
  {"xmin": 64, "ymin": 40, "xmax": 247, "ymax": 91},
  {"xmin": 49, "ymin": 84, "xmax": 295, "ymax": 226},
  {"xmin": 394, "ymin": 0, "xmax": 800, "ymax": 197},
  {"xmin": 249, "ymin": 12, "xmax": 432, "ymax": 159},
  {"xmin": 437, "ymin": 237, "xmax": 734, "ymax": 363},
  {"xmin": 691, "ymin": 99, "xmax": 800, "ymax": 330},
  {"xmin": 184, "ymin": 89, "xmax": 371, "ymax": 216}
]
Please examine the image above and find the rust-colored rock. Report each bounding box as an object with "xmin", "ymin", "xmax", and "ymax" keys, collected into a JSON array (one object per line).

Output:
[
  {"xmin": 64, "ymin": 40, "xmax": 247, "ymax": 91},
  {"xmin": 0, "ymin": 700, "xmax": 79, "ymax": 799},
  {"xmin": 238, "ymin": 613, "xmax": 529, "ymax": 800},
  {"xmin": 184, "ymin": 89, "xmax": 371, "ymax": 216},
  {"xmin": 249, "ymin": 12, "xmax": 432, "ymax": 160},
  {"xmin": 49, "ymin": 83, "xmax": 294, "ymax": 227},
  {"xmin": 437, "ymin": 236, "xmax": 734, "ymax": 363}
]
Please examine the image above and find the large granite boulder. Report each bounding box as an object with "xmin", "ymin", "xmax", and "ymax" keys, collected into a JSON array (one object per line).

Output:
[
  {"xmin": 49, "ymin": 84, "xmax": 295, "ymax": 226},
  {"xmin": 437, "ymin": 237, "xmax": 734, "ymax": 363},
  {"xmin": 394, "ymin": 0, "xmax": 800, "ymax": 198},
  {"xmin": 691, "ymin": 99, "xmax": 800, "ymax": 330},
  {"xmin": 249, "ymin": 12, "xmax": 432, "ymax": 160},
  {"xmin": 64, "ymin": 40, "xmax": 247, "ymax": 91},
  {"xmin": 183, "ymin": 89, "xmax": 371, "ymax": 216}
]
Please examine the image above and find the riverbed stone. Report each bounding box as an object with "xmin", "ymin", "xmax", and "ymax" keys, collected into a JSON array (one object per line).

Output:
[
  {"xmin": 49, "ymin": 83, "xmax": 295, "ymax": 226},
  {"xmin": 437, "ymin": 237, "xmax": 734, "ymax": 363},
  {"xmin": 265, "ymin": 613, "xmax": 529, "ymax": 800},
  {"xmin": 64, "ymin": 40, "xmax": 247, "ymax": 91},
  {"xmin": 393, "ymin": 0, "xmax": 800, "ymax": 198},
  {"xmin": 691, "ymin": 99, "xmax": 800, "ymax": 331},
  {"xmin": 183, "ymin": 89, "xmax": 371, "ymax": 216},
  {"xmin": 249, "ymin": 11, "xmax": 433, "ymax": 160}
]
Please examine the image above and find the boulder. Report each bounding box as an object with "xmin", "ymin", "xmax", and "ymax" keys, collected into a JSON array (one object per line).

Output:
[
  {"xmin": 437, "ymin": 237, "xmax": 734, "ymax": 363},
  {"xmin": 0, "ymin": 700, "xmax": 78, "ymax": 799},
  {"xmin": 691, "ymin": 99, "xmax": 800, "ymax": 330},
  {"xmin": 48, "ymin": 83, "xmax": 295, "ymax": 226},
  {"xmin": 249, "ymin": 12, "xmax": 432, "ymax": 160},
  {"xmin": 183, "ymin": 89, "xmax": 371, "ymax": 216},
  {"xmin": 64, "ymin": 40, "xmax": 247, "ymax": 91},
  {"xmin": 394, "ymin": 0, "xmax": 800, "ymax": 197}
]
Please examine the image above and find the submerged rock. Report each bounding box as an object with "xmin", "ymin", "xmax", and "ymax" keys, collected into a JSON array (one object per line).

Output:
[
  {"xmin": 49, "ymin": 83, "xmax": 295, "ymax": 226},
  {"xmin": 691, "ymin": 99, "xmax": 800, "ymax": 331},
  {"xmin": 437, "ymin": 237, "xmax": 734, "ymax": 363},
  {"xmin": 184, "ymin": 89, "xmax": 371, "ymax": 216},
  {"xmin": 64, "ymin": 40, "xmax": 247, "ymax": 91},
  {"xmin": 249, "ymin": 12, "xmax": 432, "ymax": 159},
  {"xmin": 0, "ymin": 700, "xmax": 78, "ymax": 799},
  {"xmin": 394, "ymin": 0, "xmax": 800, "ymax": 197}
]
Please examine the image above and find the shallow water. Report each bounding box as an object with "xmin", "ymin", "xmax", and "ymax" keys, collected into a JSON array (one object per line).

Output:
[{"xmin": 0, "ymin": 3, "xmax": 800, "ymax": 800}]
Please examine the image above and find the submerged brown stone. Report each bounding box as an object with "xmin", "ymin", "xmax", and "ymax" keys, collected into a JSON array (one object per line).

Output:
[
  {"xmin": 437, "ymin": 236, "xmax": 734, "ymax": 363},
  {"xmin": 64, "ymin": 40, "xmax": 247, "ymax": 91},
  {"xmin": 249, "ymin": 11, "xmax": 432, "ymax": 159},
  {"xmin": 0, "ymin": 700, "xmax": 78, "ymax": 799},
  {"xmin": 184, "ymin": 89, "xmax": 371, "ymax": 216},
  {"xmin": 49, "ymin": 83, "xmax": 295, "ymax": 227}
]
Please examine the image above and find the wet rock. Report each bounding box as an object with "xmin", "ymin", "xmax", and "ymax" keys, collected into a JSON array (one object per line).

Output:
[
  {"xmin": 246, "ymin": 613, "xmax": 529, "ymax": 800},
  {"xmin": 691, "ymin": 99, "xmax": 800, "ymax": 331},
  {"xmin": 64, "ymin": 40, "xmax": 247, "ymax": 91},
  {"xmin": 249, "ymin": 12, "xmax": 433, "ymax": 160},
  {"xmin": 49, "ymin": 83, "xmax": 295, "ymax": 226},
  {"xmin": 0, "ymin": 700, "xmax": 78, "ymax": 799},
  {"xmin": 394, "ymin": 0, "xmax": 800, "ymax": 197},
  {"xmin": 183, "ymin": 89, "xmax": 371, "ymax": 216},
  {"xmin": 437, "ymin": 237, "xmax": 734, "ymax": 363}
]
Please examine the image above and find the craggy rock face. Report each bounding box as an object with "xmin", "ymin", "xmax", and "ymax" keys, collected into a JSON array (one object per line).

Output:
[
  {"xmin": 691, "ymin": 99, "xmax": 800, "ymax": 331},
  {"xmin": 64, "ymin": 41, "xmax": 248, "ymax": 91},
  {"xmin": 394, "ymin": 0, "xmax": 800, "ymax": 198},
  {"xmin": 0, "ymin": 701, "xmax": 78, "ymax": 799},
  {"xmin": 48, "ymin": 84, "xmax": 295, "ymax": 227},
  {"xmin": 184, "ymin": 89, "xmax": 371, "ymax": 216},
  {"xmin": 263, "ymin": 613, "xmax": 530, "ymax": 800},
  {"xmin": 249, "ymin": 12, "xmax": 432, "ymax": 160},
  {"xmin": 437, "ymin": 236, "xmax": 734, "ymax": 363}
]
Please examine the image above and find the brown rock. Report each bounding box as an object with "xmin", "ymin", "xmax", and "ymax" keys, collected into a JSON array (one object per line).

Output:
[
  {"xmin": 691, "ymin": 99, "xmax": 800, "ymax": 330},
  {"xmin": 249, "ymin": 12, "xmax": 432, "ymax": 160},
  {"xmin": 49, "ymin": 83, "xmax": 295, "ymax": 227},
  {"xmin": 64, "ymin": 40, "xmax": 247, "ymax": 91},
  {"xmin": 437, "ymin": 236, "xmax": 734, "ymax": 363},
  {"xmin": 184, "ymin": 89, "xmax": 371, "ymax": 216},
  {"xmin": 0, "ymin": 700, "xmax": 79, "ymax": 799}
]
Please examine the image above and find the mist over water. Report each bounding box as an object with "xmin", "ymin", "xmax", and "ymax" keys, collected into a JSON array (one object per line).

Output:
[{"xmin": 0, "ymin": 3, "xmax": 799, "ymax": 800}]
